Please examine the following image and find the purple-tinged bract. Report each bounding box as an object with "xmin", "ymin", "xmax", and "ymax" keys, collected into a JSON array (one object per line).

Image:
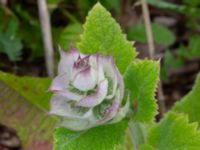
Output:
[{"xmin": 49, "ymin": 48, "xmax": 129, "ymax": 131}]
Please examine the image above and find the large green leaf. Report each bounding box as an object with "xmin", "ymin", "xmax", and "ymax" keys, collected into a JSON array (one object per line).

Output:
[
  {"xmin": 124, "ymin": 60, "xmax": 159, "ymax": 122},
  {"xmin": 78, "ymin": 3, "xmax": 137, "ymax": 73},
  {"xmin": 0, "ymin": 71, "xmax": 58, "ymax": 149},
  {"xmin": 54, "ymin": 120, "xmax": 128, "ymax": 150},
  {"xmin": 173, "ymin": 73, "xmax": 200, "ymax": 126},
  {"xmin": 142, "ymin": 112, "xmax": 200, "ymax": 150}
]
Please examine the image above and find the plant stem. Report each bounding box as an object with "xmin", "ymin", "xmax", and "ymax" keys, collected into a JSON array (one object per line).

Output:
[
  {"xmin": 141, "ymin": 0, "xmax": 166, "ymax": 115},
  {"xmin": 38, "ymin": 0, "xmax": 54, "ymax": 77},
  {"xmin": 128, "ymin": 121, "xmax": 147, "ymax": 150}
]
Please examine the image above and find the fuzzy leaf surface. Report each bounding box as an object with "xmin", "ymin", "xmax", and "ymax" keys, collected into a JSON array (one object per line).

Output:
[
  {"xmin": 124, "ymin": 60, "xmax": 159, "ymax": 122},
  {"xmin": 143, "ymin": 112, "xmax": 200, "ymax": 150},
  {"xmin": 0, "ymin": 71, "xmax": 57, "ymax": 150},
  {"xmin": 54, "ymin": 120, "xmax": 128, "ymax": 150},
  {"xmin": 173, "ymin": 73, "xmax": 200, "ymax": 126},
  {"xmin": 78, "ymin": 3, "xmax": 137, "ymax": 73}
]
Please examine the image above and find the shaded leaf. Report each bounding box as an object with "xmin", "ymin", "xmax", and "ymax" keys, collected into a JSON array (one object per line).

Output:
[
  {"xmin": 0, "ymin": 71, "xmax": 58, "ymax": 149},
  {"xmin": 178, "ymin": 35, "xmax": 200, "ymax": 59},
  {"xmin": 128, "ymin": 23, "xmax": 176, "ymax": 46},
  {"xmin": 0, "ymin": 19, "xmax": 23, "ymax": 62},
  {"xmin": 147, "ymin": 0, "xmax": 200, "ymax": 16}
]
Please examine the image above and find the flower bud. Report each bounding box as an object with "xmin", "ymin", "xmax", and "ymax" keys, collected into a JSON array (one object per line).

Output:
[{"xmin": 49, "ymin": 48, "xmax": 129, "ymax": 131}]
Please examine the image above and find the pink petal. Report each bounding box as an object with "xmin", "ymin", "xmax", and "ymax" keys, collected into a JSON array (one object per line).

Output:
[
  {"xmin": 48, "ymin": 73, "xmax": 68, "ymax": 91},
  {"xmin": 58, "ymin": 48, "xmax": 80, "ymax": 75},
  {"xmin": 99, "ymin": 56, "xmax": 124, "ymax": 99},
  {"xmin": 97, "ymin": 90, "xmax": 121, "ymax": 124},
  {"xmin": 76, "ymin": 79, "xmax": 108, "ymax": 107},
  {"xmin": 110, "ymin": 57, "xmax": 124, "ymax": 100},
  {"xmin": 72, "ymin": 66, "xmax": 98, "ymax": 91},
  {"xmin": 49, "ymin": 73, "xmax": 84, "ymax": 101},
  {"xmin": 108, "ymin": 92, "xmax": 130, "ymax": 124}
]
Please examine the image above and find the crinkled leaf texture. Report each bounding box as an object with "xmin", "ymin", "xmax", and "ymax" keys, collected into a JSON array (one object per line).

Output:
[
  {"xmin": 77, "ymin": 2, "xmax": 137, "ymax": 73},
  {"xmin": 0, "ymin": 71, "xmax": 58, "ymax": 150},
  {"xmin": 141, "ymin": 112, "xmax": 200, "ymax": 150},
  {"xmin": 173, "ymin": 73, "xmax": 200, "ymax": 127},
  {"xmin": 54, "ymin": 120, "xmax": 128, "ymax": 150},
  {"xmin": 124, "ymin": 60, "xmax": 159, "ymax": 122}
]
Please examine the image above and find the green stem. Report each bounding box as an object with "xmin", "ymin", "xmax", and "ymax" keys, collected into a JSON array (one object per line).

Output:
[
  {"xmin": 61, "ymin": 8, "xmax": 79, "ymax": 23},
  {"xmin": 128, "ymin": 120, "xmax": 147, "ymax": 150}
]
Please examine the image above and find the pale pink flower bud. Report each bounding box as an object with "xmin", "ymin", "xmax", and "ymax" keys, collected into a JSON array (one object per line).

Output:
[{"xmin": 49, "ymin": 48, "xmax": 129, "ymax": 131}]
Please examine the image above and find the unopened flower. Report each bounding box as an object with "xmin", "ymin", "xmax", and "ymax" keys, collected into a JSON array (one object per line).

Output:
[{"xmin": 49, "ymin": 48, "xmax": 129, "ymax": 131}]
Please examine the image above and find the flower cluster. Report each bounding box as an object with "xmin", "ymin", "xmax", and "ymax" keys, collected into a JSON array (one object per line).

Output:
[{"xmin": 49, "ymin": 48, "xmax": 129, "ymax": 131}]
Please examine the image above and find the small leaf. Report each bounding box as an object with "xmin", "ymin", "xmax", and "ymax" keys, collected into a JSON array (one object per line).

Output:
[
  {"xmin": 161, "ymin": 50, "xmax": 183, "ymax": 81},
  {"xmin": 147, "ymin": 0, "xmax": 200, "ymax": 16},
  {"xmin": 144, "ymin": 112, "xmax": 200, "ymax": 150},
  {"xmin": 178, "ymin": 35, "xmax": 200, "ymax": 59},
  {"xmin": 78, "ymin": 3, "xmax": 137, "ymax": 73},
  {"xmin": 124, "ymin": 60, "xmax": 159, "ymax": 122},
  {"xmin": 54, "ymin": 120, "xmax": 128, "ymax": 150},
  {"xmin": 128, "ymin": 23, "xmax": 176, "ymax": 46},
  {"xmin": 0, "ymin": 71, "xmax": 58, "ymax": 149},
  {"xmin": 58, "ymin": 23, "xmax": 83, "ymax": 50},
  {"xmin": 0, "ymin": 19, "xmax": 23, "ymax": 62},
  {"xmin": 173, "ymin": 73, "xmax": 200, "ymax": 126}
]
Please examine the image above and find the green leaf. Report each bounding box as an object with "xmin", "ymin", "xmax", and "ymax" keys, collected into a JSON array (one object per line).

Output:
[
  {"xmin": 54, "ymin": 120, "xmax": 128, "ymax": 150},
  {"xmin": 0, "ymin": 71, "xmax": 58, "ymax": 149},
  {"xmin": 178, "ymin": 35, "xmax": 200, "ymax": 59},
  {"xmin": 161, "ymin": 50, "xmax": 183, "ymax": 81},
  {"xmin": 58, "ymin": 23, "xmax": 83, "ymax": 50},
  {"xmin": 173, "ymin": 73, "xmax": 200, "ymax": 126},
  {"xmin": 147, "ymin": 0, "xmax": 200, "ymax": 16},
  {"xmin": 128, "ymin": 23, "xmax": 176, "ymax": 46},
  {"xmin": 78, "ymin": 3, "xmax": 137, "ymax": 73},
  {"xmin": 183, "ymin": 0, "xmax": 200, "ymax": 7},
  {"xmin": 140, "ymin": 144, "xmax": 154, "ymax": 150},
  {"xmin": 143, "ymin": 112, "xmax": 200, "ymax": 150},
  {"xmin": 124, "ymin": 60, "xmax": 159, "ymax": 122},
  {"xmin": 0, "ymin": 19, "xmax": 23, "ymax": 62}
]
